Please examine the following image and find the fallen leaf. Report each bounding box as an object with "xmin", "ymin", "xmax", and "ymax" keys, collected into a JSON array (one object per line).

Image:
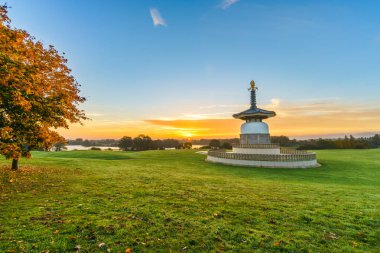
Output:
[
  {"xmin": 327, "ymin": 232, "xmax": 338, "ymax": 240},
  {"xmin": 125, "ymin": 248, "xmax": 132, "ymax": 253},
  {"xmin": 74, "ymin": 245, "xmax": 81, "ymax": 252}
]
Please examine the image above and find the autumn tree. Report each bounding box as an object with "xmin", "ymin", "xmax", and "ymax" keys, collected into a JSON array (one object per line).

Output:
[{"xmin": 0, "ymin": 5, "xmax": 86, "ymax": 170}]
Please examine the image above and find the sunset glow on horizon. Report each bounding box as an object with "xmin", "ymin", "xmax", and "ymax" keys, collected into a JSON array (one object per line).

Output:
[{"xmin": 58, "ymin": 97, "xmax": 380, "ymax": 140}]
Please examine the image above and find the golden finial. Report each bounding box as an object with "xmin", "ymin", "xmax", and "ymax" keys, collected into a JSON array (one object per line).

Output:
[{"xmin": 249, "ymin": 80, "xmax": 256, "ymax": 90}]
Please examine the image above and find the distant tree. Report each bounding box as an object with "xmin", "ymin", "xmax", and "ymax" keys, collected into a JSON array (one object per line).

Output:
[
  {"xmin": 209, "ymin": 139, "xmax": 221, "ymax": 149},
  {"xmin": 162, "ymin": 139, "xmax": 180, "ymax": 149},
  {"xmin": 372, "ymin": 134, "xmax": 380, "ymax": 147},
  {"xmin": 0, "ymin": 5, "xmax": 86, "ymax": 170},
  {"xmin": 354, "ymin": 140, "xmax": 370, "ymax": 149},
  {"xmin": 82, "ymin": 140, "xmax": 91, "ymax": 147},
  {"xmin": 132, "ymin": 134, "xmax": 153, "ymax": 151},
  {"xmin": 270, "ymin": 136, "xmax": 295, "ymax": 147},
  {"xmin": 316, "ymin": 138, "xmax": 336, "ymax": 149},
  {"xmin": 54, "ymin": 141, "xmax": 67, "ymax": 151},
  {"xmin": 220, "ymin": 142, "xmax": 232, "ymax": 149},
  {"xmin": 118, "ymin": 136, "xmax": 133, "ymax": 151},
  {"xmin": 152, "ymin": 139, "xmax": 164, "ymax": 150},
  {"xmin": 183, "ymin": 142, "xmax": 192, "ymax": 149}
]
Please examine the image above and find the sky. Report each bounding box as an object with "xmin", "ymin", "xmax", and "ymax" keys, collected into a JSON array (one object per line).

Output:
[{"xmin": 6, "ymin": 0, "xmax": 380, "ymax": 139}]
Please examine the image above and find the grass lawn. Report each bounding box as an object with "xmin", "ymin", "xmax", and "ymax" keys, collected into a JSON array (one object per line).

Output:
[{"xmin": 0, "ymin": 149, "xmax": 379, "ymax": 252}]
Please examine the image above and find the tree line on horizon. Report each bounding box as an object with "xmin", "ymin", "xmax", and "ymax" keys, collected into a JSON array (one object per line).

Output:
[
  {"xmin": 67, "ymin": 136, "xmax": 186, "ymax": 150},
  {"xmin": 68, "ymin": 138, "xmax": 119, "ymax": 147},
  {"xmin": 67, "ymin": 133, "xmax": 380, "ymax": 151},
  {"xmin": 294, "ymin": 134, "xmax": 380, "ymax": 150},
  {"xmin": 271, "ymin": 135, "xmax": 380, "ymax": 150},
  {"xmin": 118, "ymin": 135, "xmax": 192, "ymax": 151}
]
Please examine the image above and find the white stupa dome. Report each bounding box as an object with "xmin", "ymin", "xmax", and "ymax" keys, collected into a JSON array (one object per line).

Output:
[{"xmin": 241, "ymin": 122, "xmax": 269, "ymax": 134}]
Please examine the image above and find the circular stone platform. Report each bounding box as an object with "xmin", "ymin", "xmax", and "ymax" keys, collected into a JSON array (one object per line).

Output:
[{"xmin": 206, "ymin": 146, "xmax": 319, "ymax": 168}]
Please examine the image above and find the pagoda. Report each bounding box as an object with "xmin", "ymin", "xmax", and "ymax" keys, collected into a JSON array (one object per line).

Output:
[
  {"xmin": 233, "ymin": 80, "xmax": 275, "ymax": 145},
  {"xmin": 206, "ymin": 80, "xmax": 319, "ymax": 168}
]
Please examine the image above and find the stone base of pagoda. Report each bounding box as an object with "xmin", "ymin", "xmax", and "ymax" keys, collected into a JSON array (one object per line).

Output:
[
  {"xmin": 207, "ymin": 156, "xmax": 318, "ymax": 168},
  {"xmin": 232, "ymin": 144, "xmax": 280, "ymax": 155},
  {"xmin": 206, "ymin": 149, "xmax": 319, "ymax": 168}
]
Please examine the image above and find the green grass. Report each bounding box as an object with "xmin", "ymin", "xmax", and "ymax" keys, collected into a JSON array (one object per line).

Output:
[{"xmin": 0, "ymin": 149, "xmax": 379, "ymax": 252}]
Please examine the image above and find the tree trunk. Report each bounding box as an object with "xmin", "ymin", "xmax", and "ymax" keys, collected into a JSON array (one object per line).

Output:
[{"xmin": 11, "ymin": 159, "xmax": 18, "ymax": 171}]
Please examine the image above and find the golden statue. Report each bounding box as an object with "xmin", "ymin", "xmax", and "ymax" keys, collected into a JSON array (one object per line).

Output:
[{"xmin": 249, "ymin": 80, "xmax": 256, "ymax": 90}]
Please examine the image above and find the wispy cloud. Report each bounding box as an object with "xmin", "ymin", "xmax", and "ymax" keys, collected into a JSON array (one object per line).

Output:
[
  {"xmin": 265, "ymin": 98, "xmax": 280, "ymax": 109},
  {"xmin": 150, "ymin": 8, "xmax": 166, "ymax": 27},
  {"xmin": 218, "ymin": 0, "xmax": 239, "ymax": 9}
]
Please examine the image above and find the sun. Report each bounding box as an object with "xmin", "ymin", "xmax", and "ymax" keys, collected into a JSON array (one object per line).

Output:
[
  {"xmin": 183, "ymin": 132, "xmax": 193, "ymax": 138},
  {"xmin": 178, "ymin": 130, "xmax": 194, "ymax": 138}
]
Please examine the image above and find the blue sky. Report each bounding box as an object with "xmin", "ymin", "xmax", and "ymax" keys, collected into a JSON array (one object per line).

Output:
[{"xmin": 6, "ymin": 0, "xmax": 380, "ymax": 138}]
